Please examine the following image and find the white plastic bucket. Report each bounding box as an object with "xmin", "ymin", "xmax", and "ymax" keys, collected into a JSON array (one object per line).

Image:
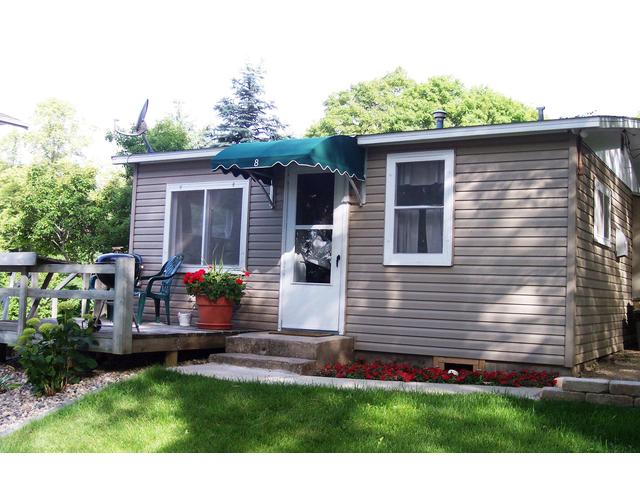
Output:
[{"xmin": 177, "ymin": 312, "xmax": 192, "ymax": 327}]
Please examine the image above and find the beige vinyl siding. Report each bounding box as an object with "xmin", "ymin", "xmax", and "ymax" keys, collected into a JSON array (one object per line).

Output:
[
  {"xmin": 132, "ymin": 159, "xmax": 281, "ymax": 331},
  {"xmin": 346, "ymin": 136, "xmax": 571, "ymax": 366},
  {"xmin": 574, "ymin": 147, "xmax": 632, "ymax": 364}
]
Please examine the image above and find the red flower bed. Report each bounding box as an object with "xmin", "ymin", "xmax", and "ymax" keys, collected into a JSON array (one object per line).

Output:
[{"xmin": 318, "ymin": 361, "xmax": 557, "ymax": 388}]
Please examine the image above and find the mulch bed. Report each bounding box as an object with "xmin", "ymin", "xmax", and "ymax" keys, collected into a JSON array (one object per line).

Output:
[{"xmin": 0, "ymin": 362, "xmax": 140, "ymax": 436}]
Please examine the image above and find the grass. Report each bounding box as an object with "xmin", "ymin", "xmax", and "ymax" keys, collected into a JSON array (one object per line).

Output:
[{"xmin": 1, "ymin": 367, "xmax": 639, "ymax": 452}]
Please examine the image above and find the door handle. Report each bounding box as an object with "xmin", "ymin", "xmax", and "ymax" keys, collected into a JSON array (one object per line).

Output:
[{"xmin": 336, "ymin": 254, "xmax": 341, "ymax": 268}]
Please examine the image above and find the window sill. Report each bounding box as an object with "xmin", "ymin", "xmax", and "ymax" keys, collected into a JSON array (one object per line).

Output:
[
  {"xmin": 177, "ymin": 265, "xmax": 246, "ymax": 274},
  {"xmin": 593, "ymin": 237, "xmax": 612, "ymax": 250},
  {"xmin": 383, "ymin": 254, "xmax": 453, "ymax": 267}
]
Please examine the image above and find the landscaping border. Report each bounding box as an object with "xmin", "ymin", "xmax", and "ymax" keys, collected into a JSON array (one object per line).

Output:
[
  {"xmin": 174, "ymin": 363, "xmax": 542, "ymax": 399},
  {"xmin": 541, "ymin": 377, "xmax": 640, "ymax": 407}
]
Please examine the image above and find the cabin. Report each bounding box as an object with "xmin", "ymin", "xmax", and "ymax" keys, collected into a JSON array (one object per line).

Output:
[{"xmin": 113, "ymin": 114, "xmax": 640, "ymax": 372}]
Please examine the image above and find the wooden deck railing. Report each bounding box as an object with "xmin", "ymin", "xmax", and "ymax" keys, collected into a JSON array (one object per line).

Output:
[{"xmin": 0, "ymin": 256, "xmax": 135, "ymax": 354}]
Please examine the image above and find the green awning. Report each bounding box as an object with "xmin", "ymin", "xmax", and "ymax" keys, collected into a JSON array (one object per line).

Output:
[{"xmin": 211, "ymin": 135, "xmax": 365, "ymax": 185}]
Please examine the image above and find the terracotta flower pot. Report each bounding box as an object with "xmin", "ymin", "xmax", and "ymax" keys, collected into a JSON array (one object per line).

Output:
[{"xmin": 196, "ymin": 296, "xmax": 234, "ymax": 330}]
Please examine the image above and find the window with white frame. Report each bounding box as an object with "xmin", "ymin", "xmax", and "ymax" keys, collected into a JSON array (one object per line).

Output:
[
  {"xmin": 593, "ymin": 177, "xmax": 612, "ymax": 246},
  {"xmin": 384, "ymin": 150, "xmax": 454, "ymax": 266},
  {"xmin": 164, "ymin": 180, "xmax": 250, "ymax": 268}
]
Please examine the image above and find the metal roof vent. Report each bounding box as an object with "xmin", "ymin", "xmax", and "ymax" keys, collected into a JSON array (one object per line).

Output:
[
  {"xmin": 537, "ymin": 106, "xmax": 545, "ymax": 121},
  {"xmin": 433, "ymin": 110, "xmax": 447, "ymax": 129}
]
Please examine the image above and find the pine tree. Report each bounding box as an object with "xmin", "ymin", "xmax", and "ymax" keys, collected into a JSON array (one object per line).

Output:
[{"xmin": 207, "ymin": 64, "xmax": 287, "ymax": 144}]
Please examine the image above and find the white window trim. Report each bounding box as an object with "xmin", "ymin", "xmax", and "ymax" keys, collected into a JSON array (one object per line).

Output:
[
  {"xmin": 593, "ymin": 177, "xmax": 612, "ymax": 247},
  {"xmin": 384, "ymin": 149, "xmax": 454, "ymax": 266},
  {"xmin": 162, "ymin": 179, "xmax": 250, "ymax": 271}
]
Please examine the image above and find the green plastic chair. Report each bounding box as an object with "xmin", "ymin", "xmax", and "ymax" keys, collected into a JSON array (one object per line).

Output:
[{"xmin": 134, "ymin": 254, "xmax": 184, "ymax": 329}]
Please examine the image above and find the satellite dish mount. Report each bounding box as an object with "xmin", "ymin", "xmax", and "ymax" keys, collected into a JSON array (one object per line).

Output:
[{"xmin": 115, "ymin": 99, "xmax": 154, "ymax": 153}]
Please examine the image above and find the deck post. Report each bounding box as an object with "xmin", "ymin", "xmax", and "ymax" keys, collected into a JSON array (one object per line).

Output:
[
  {"xmin": 1, "ymin": 272, "xmax": 17, "ymax": 321},
  {"xmin": 164, "ymin": 351, "xmax": 178, "ymax": 367},
  {"xmin": 80, "ymin": 273, "xmax": 91, "ymax": 317},
  {"xmin": 16, "ymin": 270, "xmax": 29, "ymax": 335},
  {"xmin": 112, "ymin": 257, "xmax": 134, "ymax": 355}
]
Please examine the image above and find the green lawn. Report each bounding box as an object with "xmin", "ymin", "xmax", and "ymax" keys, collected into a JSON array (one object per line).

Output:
[{"xmin": 1, "ymin": 367, "xmax": 638, "ymax": 453}]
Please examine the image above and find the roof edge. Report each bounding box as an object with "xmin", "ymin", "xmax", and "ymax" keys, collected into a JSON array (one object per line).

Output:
[
  {"xmin": 356, "ymin": 116, "xmax": 640, "ymax": 146},
  {"xmin": 112, "ymin": 147, "xmax": 225, "ymax": 165}
]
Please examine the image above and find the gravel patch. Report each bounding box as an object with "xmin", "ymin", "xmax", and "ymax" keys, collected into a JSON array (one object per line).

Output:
[
  {"xmin": 579, "ymin": 350, "xmax": 640, "ymax": 381},
  {"xmin": 0, "ymin": 363, "xmax": 141, "ymax": 437}
]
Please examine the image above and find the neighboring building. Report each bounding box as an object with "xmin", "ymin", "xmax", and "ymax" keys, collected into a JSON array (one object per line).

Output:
[
  {"xmin": 113, "ymin": 115, "xmax": 640, "ymax": 372},
  {"xmin": 0, "ymin": 113, "xmax": 28, "ymax": 129}
]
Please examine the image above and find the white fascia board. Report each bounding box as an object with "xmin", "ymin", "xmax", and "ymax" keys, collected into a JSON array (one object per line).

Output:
[
  {"xmin": 112, "ymin": 147, "xmax": 225, "ymax": 165},
  {"xmin": 0, "ymin": 113, "xmax": 28, "ymax": 129},
  {"xmin": 356, "ymin": 116, "xmax": 640, "ymax": 146}
]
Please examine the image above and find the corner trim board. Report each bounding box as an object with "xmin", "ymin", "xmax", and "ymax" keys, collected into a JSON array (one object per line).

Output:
[{"xmin": 565, "ymin": 140, "xmax": 578, "ymax": 368}]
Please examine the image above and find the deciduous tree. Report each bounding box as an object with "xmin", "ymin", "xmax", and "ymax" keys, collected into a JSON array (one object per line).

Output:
[
  {"xmin": 26, "ymin": 99, "xmax": 89, "ymax": 162},
  {"xmin": 307, "ymin": 68, "xmax": 537, "ymax": 136},
  {"xmin": 105, "ymin": 115, "xmax": 192, "ymax": 155},
  {"xmin": 0, "ymin": 162, "xmax": 101, "ymax": 262}
]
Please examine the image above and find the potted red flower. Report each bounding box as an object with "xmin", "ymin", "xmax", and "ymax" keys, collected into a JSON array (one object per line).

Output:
[{"xmin": 183, "ymin": 264, "xmax": 249, "ymax": 330}]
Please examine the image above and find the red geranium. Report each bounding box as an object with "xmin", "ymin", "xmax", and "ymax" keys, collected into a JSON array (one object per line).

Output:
[
  {"xmin": 183, "ymin": 264, "xmax": 250, "ymax": 304},
  {"xmin": 317, "ymin": 361, "xmax": 557, "ymax": 388}
]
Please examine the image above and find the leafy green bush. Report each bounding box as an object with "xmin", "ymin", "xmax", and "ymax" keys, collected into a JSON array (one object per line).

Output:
[
  {"xmin": 14, "ymin": 317, "xmax": 98, "ymax": 396},
  {"xmin": 55, "ymin": 299, "xmax": 81, "ymax": 320}
]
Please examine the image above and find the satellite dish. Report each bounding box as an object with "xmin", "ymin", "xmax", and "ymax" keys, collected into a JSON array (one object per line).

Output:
[{"xmin": 115, "ymin": 99, "xmax": 154, "ymax": 153}]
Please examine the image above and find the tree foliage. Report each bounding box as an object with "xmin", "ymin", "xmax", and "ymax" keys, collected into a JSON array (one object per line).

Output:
[
  {"xmin": 307, "ymin": 68, "xmax": 537, "ymax": 136},
  {"xmin": 93, "ymin": 173, "xmax": 132, "ymax": 251},
  {"xmin": 106, "ymin": 115, "xmax": 192, "ymax": 155},
  {"xmin": 0, "ymin": 162, "xmax": 101, "ymax": 262},
  {"xmin": 26, "ymin": 99, "xmax": 89, "ymax": 162},
  {"xmin": 0, "ymin": 98, "xmax": 133, "ymax": 262},
  {"xmin": 205, "ymin": 64, "xmax": 287, "ymax": 144},
  {"xmin": 0, "ymin": 130, "xmax": 26, "ymax": 166},
  {"xmin": 0, "ymin": 161, "xmax": 132, "ymax": 262}
]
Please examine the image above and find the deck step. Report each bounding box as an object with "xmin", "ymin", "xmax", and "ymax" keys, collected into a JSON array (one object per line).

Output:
[
  {"xmin": 208, "ymin": 352, "xmax": 317, "ymax": 375},
  {"xmin": 226, "ymin": 332, "xmax": 354, "ymax": 364}
]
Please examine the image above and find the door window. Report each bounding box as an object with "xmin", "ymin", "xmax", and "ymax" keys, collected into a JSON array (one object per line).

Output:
[{"xmin": 292, "ymin": 173, "xmax": 335, "ymax": 284}]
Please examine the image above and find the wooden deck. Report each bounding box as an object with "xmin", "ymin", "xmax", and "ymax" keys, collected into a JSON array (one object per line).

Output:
[
  {"xmin": 1, "ymin": 320, "xmax": 247, "ymax": 355},
  {"xmin": 0, "ymin": 255, "xmax": 252, "ymax": 363}
]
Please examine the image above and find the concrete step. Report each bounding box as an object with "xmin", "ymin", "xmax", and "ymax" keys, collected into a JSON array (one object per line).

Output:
[
  {"xmin": 208, "ymin": 352, "xmax": 317, "ymax": 375},
  {"xmin": 225, "ymin": 331, "xmax": 354, "ymax": 364}
]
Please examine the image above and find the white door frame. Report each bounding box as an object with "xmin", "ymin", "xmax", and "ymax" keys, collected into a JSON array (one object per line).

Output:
[{"xmin": 277, "ymin": 166, "xmax": 349, "ymax": 334}]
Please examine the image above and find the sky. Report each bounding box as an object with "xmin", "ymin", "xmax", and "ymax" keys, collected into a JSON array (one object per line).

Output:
[{"xmin": 1, "ymin": 0, "xmax": 639, "ymax": 170}]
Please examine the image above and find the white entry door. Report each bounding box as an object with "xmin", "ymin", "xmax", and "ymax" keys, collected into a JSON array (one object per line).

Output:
[{"xmin": 280, "ymin": 168, "xmax": 347, "ymax": 332}]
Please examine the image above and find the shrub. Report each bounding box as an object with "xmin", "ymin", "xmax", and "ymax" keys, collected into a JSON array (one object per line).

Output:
[
  {"xmin": 14, "ymin": 317, "xmax": 98, "ymax": 396},
  {"xmin": 318, "ymin": 361, "xmax": 557, "ymax": 388},
  {"xmin": 56, "ymin": 299, "xmax": 81, "ymax": 320},
  {"xmin": 183, "ymin": 264, "xmax": 249, "ymax": 304}
]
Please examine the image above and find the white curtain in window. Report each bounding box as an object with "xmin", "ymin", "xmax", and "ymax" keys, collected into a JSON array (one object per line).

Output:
[
  {"xmin": 397, "ymin": 161, "xmax": 444, "ymax": 188},
  {"xmin": 395, "ymin": 210, "xmax": 420, "ymax": 253},
  {"xmin": 424, "ymin": 209, "xmax": 444, "ymax": 253},
  {"xmin": 395, "ymin": 208, "xmax": 443, "ymax": 253}
]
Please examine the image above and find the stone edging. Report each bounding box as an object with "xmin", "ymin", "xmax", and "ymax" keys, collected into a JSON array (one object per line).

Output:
[{"xmin": 541, "ymin": 377, "xmax": 640, "ymax": 407}]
